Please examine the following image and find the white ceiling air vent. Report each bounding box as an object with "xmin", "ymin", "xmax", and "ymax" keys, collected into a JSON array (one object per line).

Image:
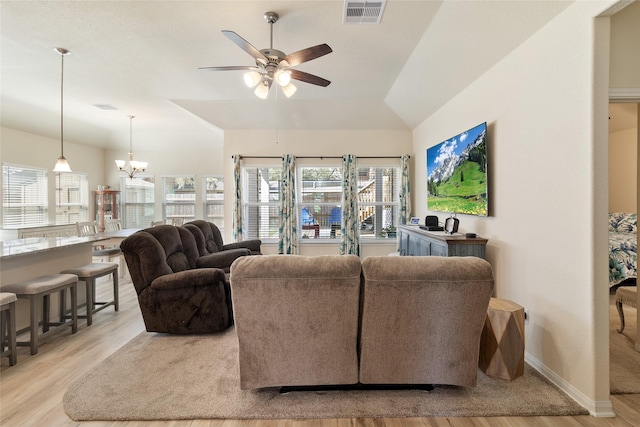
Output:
[
  {"xmin": 93, "ymin": 104, "xmax": 119, "ymax": 111},
  {"xmin": 344, "ymin": 1, "xmax": 386, "ymax": 24}
]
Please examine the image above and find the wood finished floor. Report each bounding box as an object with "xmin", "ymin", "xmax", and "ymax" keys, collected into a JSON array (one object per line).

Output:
[{"xmin": 1, "ymin": 276, "xmax": 639, "ymax": 427}]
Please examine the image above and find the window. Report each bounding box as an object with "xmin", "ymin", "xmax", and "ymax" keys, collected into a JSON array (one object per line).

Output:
[
  {"xmin": 162, "ymin": 176, "xmax": 195, "ymax": 223},
  {"xmin": 243, "ymin": 166, "xmax": 281, "ymax": 239},
  {"xmin": 121, "ymin": 175, "xmax": 155, "ymax": 228},
  {"xmin": 2, "ymin": 165, "xmax": 48, "ymax": 227},
  {"xmin": 203, "ymin": 176, "xmax": 224, "ymax": 232},
  {"xmin": 298, "ymin": 166, "xmax": 342, "ymax": 239},
  {"xmin": 55, "ymin": 172, "xmax": 89, "ymax": 224},
  {"xmin": 241, "ymin": 160, "xmax": 401, "ymax": 242},
  {"xmin": 357, "ymin": 166, "xmax": 399, "ymax": 239}
]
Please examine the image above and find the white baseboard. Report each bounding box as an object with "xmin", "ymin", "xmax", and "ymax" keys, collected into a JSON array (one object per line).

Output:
[{"xmin": 524, "ymin": 352, "xmax": 615, "ymax": 417}]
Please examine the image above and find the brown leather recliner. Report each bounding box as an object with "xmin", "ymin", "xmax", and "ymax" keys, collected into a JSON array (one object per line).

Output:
[
  {"xmin": 184, "ymin": 220, "xmax": 261, "ymax": 272},
  {"xmin": 120, "ymin": 225, "xmax": 232, "ymax": 334}
]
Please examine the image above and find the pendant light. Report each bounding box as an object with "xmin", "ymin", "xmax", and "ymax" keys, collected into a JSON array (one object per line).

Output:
[
  {"xmin": 115, "ymin": 115, "xmax": 148, "ymax": 179},
  {"xmin": 53, "ymin": 47, "xmax": 72, "ymax": 172}
]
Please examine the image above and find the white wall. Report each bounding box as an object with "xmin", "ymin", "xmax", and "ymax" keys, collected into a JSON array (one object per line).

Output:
[
  {"xmin": 412, "ymin": 1, "xmax": 617, "ymax": 414},
  {"xmin": 0, "ymin": 126, "xmax": 105, "ymax": 223},
  {"xmin": 223, "ymin": 129, "xmax": 413, "ymax": 255},
  {"xmin": 610, "ymin": 0, "xmax": 640, "ymax": 89},
  {"xmin": 609, "ymin": 126, "xmax": 638, "ymax": 213},
  {"xmin": 0, "ymin": 126, "xmax": 224, "ymax": 226},
  {"xmin": 102, "ymin": 131, "xmax": 225, "ymax": 223}
]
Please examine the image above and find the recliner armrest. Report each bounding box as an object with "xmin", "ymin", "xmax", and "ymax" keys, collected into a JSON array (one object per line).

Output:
[
  {"xmin": 196, "ymin": 248, "xmax": 251, "ymax": 269},
  {"xmin": 222, "ymin": 239, "xmax": 262, "ymax": 254},
  {"xmin": 150, "ymin": 268, "xmax": 226, "ymax": 291}
]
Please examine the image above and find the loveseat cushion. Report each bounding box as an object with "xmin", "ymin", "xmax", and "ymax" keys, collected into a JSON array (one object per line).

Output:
[
  {"xmin": 359, "ymin": 256, "xmax": 494, "ymax": 388},
  {"xmin": 230, "ymin": 254, "xmax": 362, "ymax": 389}
]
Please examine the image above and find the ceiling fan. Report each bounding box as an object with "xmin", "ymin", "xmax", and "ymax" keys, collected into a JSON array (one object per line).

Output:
[{"xmin": 199, "ymin": 11, "xmax": 332, "ymax": 99}]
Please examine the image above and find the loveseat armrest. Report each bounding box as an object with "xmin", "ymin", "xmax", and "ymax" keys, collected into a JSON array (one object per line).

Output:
[
  {"xmin": 150, "ymin": 268, "xmax": 226, "ymax": 291},
  {"xmin": 223, "ymin": 239, "xmax": 262, "ymax": 254},
  {"xmin": 196, "ymin": 248, "xmax": 251, "ymax": 270}
]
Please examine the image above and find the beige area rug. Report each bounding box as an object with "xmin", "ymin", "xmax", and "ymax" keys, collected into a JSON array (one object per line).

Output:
[
  {"xmin": 64, "ymin": 328, "xmax": 587, "ymax": 421},
  {"xmin": 609, "ymin": 292, "xmax": 640, "ymax": 394}
]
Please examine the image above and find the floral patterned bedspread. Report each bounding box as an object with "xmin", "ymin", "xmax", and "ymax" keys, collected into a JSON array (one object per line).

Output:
[{"xmin": 609, "ymin": 213, "xmax": 637, "ymax": 288}]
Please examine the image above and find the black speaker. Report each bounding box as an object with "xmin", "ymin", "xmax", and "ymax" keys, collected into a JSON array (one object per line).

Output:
[
  {"xmin": 421, "ymin": 215, "xmax": 443, "ymax": 231},
  {"xmin": 425, "ymin": 215, "xmax": 439, "ymax": 227}
]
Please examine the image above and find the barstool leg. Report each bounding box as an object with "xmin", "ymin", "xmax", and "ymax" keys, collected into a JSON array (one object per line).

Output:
[
  {"xmin": 114, "ymin": 272, "xmax": 119, "ymax": 311},
  {"xmin": 0, "ymin": 310, "xmax": 6, "ymax": 352},
  {"xmin": 70, "ymin": 284, "xmax": 78, "ymax": 334},
  {"xmin": 42, "ymin": 294, "xmax": 50, "ymax": 333},
  {"xmin": 86, "ymin": 278, "xmax": 94, "ymax": 326},
  {"xmin": 29, "ymin": 296, "xmax": 39, "ymax": 355},
  {"xmin": 8, "ymin": 303, "xmax": 16, "ymax": 365}
]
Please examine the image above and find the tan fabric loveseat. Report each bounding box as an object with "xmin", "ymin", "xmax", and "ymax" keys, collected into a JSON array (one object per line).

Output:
[{"xmin": 230, "ymin": 254, "xmax": 494, "ymax": 390}]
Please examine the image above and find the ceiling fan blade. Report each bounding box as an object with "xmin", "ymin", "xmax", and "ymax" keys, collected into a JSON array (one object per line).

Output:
[
  {"xmin": 289, "ymin": 70, "xmax": 331, "ymax": 87},
  {"xmin": 283, "ymin": 44, "xmax": 332, "ymax": 67},
  {"xmin": 199, "ymin": 66, "xmax": 260, "ymax": 71},
  {"xmin": 222, "ymin": 30, "xmax": 268, "ymax": 64}
]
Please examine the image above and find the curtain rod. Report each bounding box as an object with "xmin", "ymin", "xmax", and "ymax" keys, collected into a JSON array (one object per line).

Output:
[{"xmin": 232, "ymin": 155, "xmax": 409, "ymax": 159}]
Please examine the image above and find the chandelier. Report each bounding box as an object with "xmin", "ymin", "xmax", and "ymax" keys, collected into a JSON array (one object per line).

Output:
[
  {"xmin": 53, "ymin": 47, "xmax": 72, "ymax": 172},
  {"xmin": 115, "ymin": 115, "xmax": 148, "ymax": 179}
]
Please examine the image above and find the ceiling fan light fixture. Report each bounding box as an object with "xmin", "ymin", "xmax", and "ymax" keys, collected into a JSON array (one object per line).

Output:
[
  {"xmin": 275, "ymin": 69, "xmax": 291, "ymax": 86},
  {"xmin": 201, "ymin": 11, "xmax": 332, "ymax": 99},
  {"xmin": 255, "ymin": 81, "xmax": 270, "ymax": 99},
  {"xmin": 281, "ymin": 82, "xmax": 297, "ymax": 98},
  {"xmin": 243, "ymin": 71, "xmax": 262, "ymax": 88}
]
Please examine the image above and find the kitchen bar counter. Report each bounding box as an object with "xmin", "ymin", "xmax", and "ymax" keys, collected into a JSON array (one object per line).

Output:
[
  {"xmin": 1, "ymin": 234, "xmax": 115, "ymax": 330},
  {"xmin": 1, "ymin": 235, "xmax": 101, "ymax": 260}
]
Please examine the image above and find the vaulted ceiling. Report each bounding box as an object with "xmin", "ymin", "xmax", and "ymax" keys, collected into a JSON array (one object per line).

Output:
[{"xmin": 1, "ymin": 1, "xmax": 573, "ymax": 151}]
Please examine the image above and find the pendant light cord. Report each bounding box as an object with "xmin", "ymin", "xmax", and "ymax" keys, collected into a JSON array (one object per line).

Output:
[
  {"xmin": 129, "ymin": 115, "xmax": 134, "ymax": 155},
  {"xmin": 60, "ymin": 50, "xmax": 65, "ymax": 157},
  {"xmin": 275, "ymin": 83, "xmax": 279, "ymax": 144}
]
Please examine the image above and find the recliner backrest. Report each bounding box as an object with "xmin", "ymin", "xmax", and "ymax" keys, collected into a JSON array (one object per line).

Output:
[
  {"xmin": 144, "ymin": 225, "xmax": 200, "ymax": 272},
  {"xmin": 185, "ymin": 220, "xmax": 223, "ymax": 254},
  {"xmin": 120, "ymin": 231, "xmax": 173, "ymax": 295},
  {"xmin": 121, "ymin": 225, "xmax": 203, "ymax": 295}
]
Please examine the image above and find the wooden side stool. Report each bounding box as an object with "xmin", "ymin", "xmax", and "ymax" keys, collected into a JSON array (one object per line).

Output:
[
  {"xmin": 60, "ymin": 263, "xmax": 119, "ymax": 326},
  {"xmin": 0, "ymin": 292, "xmax": 18, "ymax": 365},
  {"xmin": 479, "ymin": 298, "xmax": 525, "ymax": 380},
  {"xmin": 2, "ymin": 274, "xmax": 78, "ymax": 355},
  {"xmin": 615, "ymin": 286, "xmax": 637, "ymax": 333}
]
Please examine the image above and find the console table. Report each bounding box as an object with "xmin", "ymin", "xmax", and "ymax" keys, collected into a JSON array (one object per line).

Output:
[{"xmin": 398, "ymin": 225, "xmax": 487, "ymax": 259}]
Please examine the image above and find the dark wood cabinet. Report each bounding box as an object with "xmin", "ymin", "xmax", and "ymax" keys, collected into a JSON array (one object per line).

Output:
[{"xmin": 398, "ymin": 225, "xmax": 487, "ymax": 259}]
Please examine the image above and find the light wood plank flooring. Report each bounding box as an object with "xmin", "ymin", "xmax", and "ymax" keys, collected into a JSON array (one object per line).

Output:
[{"xmin": 1, "ymin": 276, "xmax": 639, "ymax": 427}]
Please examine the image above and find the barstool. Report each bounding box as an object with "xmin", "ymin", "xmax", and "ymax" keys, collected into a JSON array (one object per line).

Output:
[
  {"xmin": 60, "ymin": 263, "xmax": 119, "ymax": 326},
  {"xmin": 0, "ymin": 293, "xmax": 18, "ymax": 365},
  {"xmin": 2, "ymin": 274, "xmax": 78, "ymax": 355}
]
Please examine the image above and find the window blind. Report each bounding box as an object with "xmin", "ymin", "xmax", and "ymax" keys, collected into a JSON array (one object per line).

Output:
[
  {"xmin": 121, "ymin": 175, "xmax": 155, "ymax": 228},
  {"xmin": 2, "ymin": 165, "xmax": 48, "ymax": 227}
]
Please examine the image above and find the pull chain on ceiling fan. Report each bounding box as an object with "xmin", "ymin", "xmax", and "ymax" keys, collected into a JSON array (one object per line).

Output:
[{"xmin": 199, "ymin": 11, "xmax": 332, "ymax": 99}]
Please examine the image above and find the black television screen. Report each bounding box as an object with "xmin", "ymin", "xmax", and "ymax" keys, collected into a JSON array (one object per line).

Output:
[{"xmin": 426, "ymin": 122, "xmax": 488, "ymax": 217}]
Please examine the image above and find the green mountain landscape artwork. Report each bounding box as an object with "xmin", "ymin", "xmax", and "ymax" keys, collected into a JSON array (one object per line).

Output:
[{"xmin": 426, "ymin": 122, "xmax": 488, "ymax": 217}]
